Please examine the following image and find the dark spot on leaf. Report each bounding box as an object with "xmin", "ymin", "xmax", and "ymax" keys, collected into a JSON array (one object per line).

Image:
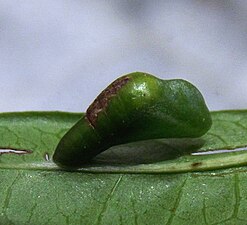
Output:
[
  {"xmin": 171, "ymin": 207, "xmax": 176, "ymax": 213},
  {"xmin": 191, "ymin": 162, "xmax": 202, "ymax": 167}
]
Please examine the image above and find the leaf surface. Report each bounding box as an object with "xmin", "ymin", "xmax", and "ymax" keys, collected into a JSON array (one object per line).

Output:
[{"xmin": 1, "ymin": 110, "xmax": 247, "ymax": 224}]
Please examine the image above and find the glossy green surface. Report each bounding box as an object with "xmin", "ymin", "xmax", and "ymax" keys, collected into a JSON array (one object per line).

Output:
[{"xmin": 53, "ymin": 72, "xmax": 212, "ymax": 168}]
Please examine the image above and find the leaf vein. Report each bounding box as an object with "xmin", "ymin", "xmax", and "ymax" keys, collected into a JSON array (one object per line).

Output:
[
  {"xmin": 206, "ymin": 132, "xmax": 228, "ymax": 145},
  {"xmin": 95, "ymin": 175, "xmax": 123, "ymax": 225},
  {"xmin": 165, "ymin": 177, "xmax": 188, "ymax": 225},
  {"xmin": 1, "ymin": 172, "xmax": 20, "ymax": 223}
]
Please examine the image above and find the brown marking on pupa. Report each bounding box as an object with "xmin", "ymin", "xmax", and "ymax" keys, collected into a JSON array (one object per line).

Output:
[{"xmin": 86, "ymin": 76, "xmax": 130, "ymax": 127}]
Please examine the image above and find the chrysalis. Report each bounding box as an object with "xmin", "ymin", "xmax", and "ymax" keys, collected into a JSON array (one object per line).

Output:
[{"xmin": 53, "ymin": 72, "xmax": 212, "ymax": 168}]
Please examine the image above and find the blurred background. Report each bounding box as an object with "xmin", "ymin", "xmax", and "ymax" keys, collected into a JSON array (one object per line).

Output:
[{"xmin": 0, "ymin": 0, "xmax": 246, "ymax": 112}]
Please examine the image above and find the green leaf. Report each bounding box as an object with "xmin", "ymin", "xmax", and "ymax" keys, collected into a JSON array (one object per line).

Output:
[{"xmin": 1, "ymin": 110, "xmax": 247, "ymax": 224}]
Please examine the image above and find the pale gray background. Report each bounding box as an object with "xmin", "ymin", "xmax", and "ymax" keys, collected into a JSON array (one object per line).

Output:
[{"xmin": 0, "ymin": 0, "xmax": 246, "ymax": 112}]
